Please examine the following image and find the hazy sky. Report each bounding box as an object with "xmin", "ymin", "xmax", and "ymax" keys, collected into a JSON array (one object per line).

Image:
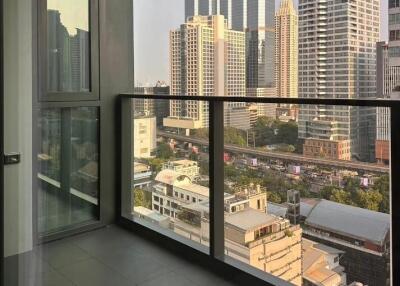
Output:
[
  {"xmin": 134, "ymin": 0, "xmax": 389, "ymax": 85},
  {"xmin": 48, "ymin": 0, "xmax": 89, "ymax": 35}
]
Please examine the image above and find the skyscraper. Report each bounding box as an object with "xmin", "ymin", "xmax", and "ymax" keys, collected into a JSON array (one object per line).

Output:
[
  {"xmin": 298, "ymin": 0, "xmax": 380, "ymax": 161},
  {"xmin": 246, "ymin": 0, "xmax": 275, "ymax": 88},
  {"xmin": 185, "ymin": 0, "xmax": 219, "ymax": 21},
  {"xmin": 375, "ymin": 2, "xmax": 400, "ymax": 164},
  {"xmin": 164, "ymin": 15, "xmax": 245, "ymax": 131},
  {"xmin": 184, "ymin": 0, "xmax": 275, "ymax": 89},
  {"xmin": 275, "ymin": 0, "xmax": 298, "ymax": 98}
]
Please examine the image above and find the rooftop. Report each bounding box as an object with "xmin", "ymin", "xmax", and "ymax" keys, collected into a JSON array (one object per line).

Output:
[
  {"xmin": 134, "ymin": 162, "xmax": 151, "ymax": 173},
  {"xmin": 305, "ymin": 199, "xmax": 390, "ymax": 245},
  {"xmin": 267, "ymin": 202, "xmax": 288, "ymax": 218},
  {"xmin": 166, "ymin": 159, "xmax": 198, "ymax": 167},
  {"xmin": 177, "ymin": 183, "xmax": 209, "ymax": 197},
  {"xmin": 303, "ymin": 239, "xmax": 345, "ymax": 286},
  {"xmin": 155, "ymin": 169, "xmax": 190, "ymax": 185},
  {"xmin": 225, "ymin": 208, "xmax": 278, "ymax": 232}
]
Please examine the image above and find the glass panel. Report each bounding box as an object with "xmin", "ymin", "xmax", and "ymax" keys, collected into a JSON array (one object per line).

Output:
[
  {"xmin": 38, "ymin": 107, "xmax": 99, "ymax": 234},
  {"xmin": 122, "ymin": 98, "xmax": 210, "ymax": 252},
  {"xmin": 223, "ymin": 102, "xmax": 391, "ymax": 286},
  {"xmin": 47, "ymin": 0, "xmax": 90, "ymax": 92}
]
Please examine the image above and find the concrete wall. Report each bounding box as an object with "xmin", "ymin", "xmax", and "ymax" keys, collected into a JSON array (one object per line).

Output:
[{"xmin": 3, "ymin": 0, "xmax": 33, "ymax": 257}]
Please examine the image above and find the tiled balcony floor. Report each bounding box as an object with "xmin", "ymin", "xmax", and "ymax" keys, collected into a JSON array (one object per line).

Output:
[{"xmin": 5, "ymin": 225, "xmax": 251, "ymax": 286}]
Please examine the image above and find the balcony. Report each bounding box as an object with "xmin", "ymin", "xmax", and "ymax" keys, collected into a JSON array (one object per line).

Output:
[
  {"xmin": 118, "ymin": 94, "xmax": 398, "ymax": 286},
  {"xmin": 2, "ymin": 0, "xmax": 399, "ymax": 286}
]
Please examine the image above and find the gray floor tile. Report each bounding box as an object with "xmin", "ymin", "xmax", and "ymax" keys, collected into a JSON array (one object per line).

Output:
[
  {"xmin": 58, "ymin": 258, "xmax": 133, "ymax": 286},
  {"xmin": 32, "ymin": 268, "xmax": 76, "ymax": 286},
  {"xmin": 180, "ymin": 263, "xmax": 237, "ymax": 286},
  {"xmin": 39, "ymin": 240, "xmax": 91, "ymax": 269},
  {"xmin": 138, "ymin": 271, "xmax": 196, "ymax": 286},
  {"xmin": 70, "ymin": 226, "xmax": 138, "ymax": 257},
  {"xmin": 96, "ymin": 247, "xmax": 170, "ymax": 284}
]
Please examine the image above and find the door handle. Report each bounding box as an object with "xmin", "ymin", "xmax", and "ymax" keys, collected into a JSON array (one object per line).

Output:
[{"xmin": 4, "ymin": 153, "xmax": 21, "ymax": 165}]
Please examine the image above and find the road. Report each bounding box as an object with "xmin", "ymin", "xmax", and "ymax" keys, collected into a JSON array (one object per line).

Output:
[{"xmin": 158, "ymin": 131, "xmax": 389, "ymax": 174}]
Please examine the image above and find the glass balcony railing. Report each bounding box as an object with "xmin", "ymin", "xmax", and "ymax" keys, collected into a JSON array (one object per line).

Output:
[{"xmin": 120, "ymin": 94, "xmax": 397, "ymax": 286}]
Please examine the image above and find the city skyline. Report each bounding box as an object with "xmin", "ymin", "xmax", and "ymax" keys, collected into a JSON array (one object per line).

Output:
[{"xmin": 134, "ymin": 0, "xmax": 389, "ymax": 86}]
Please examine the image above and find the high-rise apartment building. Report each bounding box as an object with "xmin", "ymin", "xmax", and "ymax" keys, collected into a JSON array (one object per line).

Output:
[
  {"xmin": 389, "ymin": 0, "xmax": 400, "ymax": 66},
  {"xmin": 133, "ymin": 83, "xmax": 170, "ymax": 126},
  {"xmin": 275, "ymin": 0, "xmax": 298, "ymax": 98},
  {"xmin": 298, "ymin": 0, "xmax": 380, "ymax": 162},
  {"xmin": 184, "ymin": 0, "xmax": 275, "ymax": 89},
  {"xmin": 375, "ymin": 1, "xmax": 400, "ymax": 164},
  {"xmin": 164, "ymin": 15, "xmax": 245, "ymax": 131},
  {"xmin": 246, "ymin": 0, "xmax": 275, "ymax": 88},
  {"xmin": 185, "ymin": 0, "xmax": 219, "ymax": 21},
  {"xmin": 48, "ymin": 10, "xmax": 90, "ymax": 92},
  {"xmin": 375, "ymin": 42, "xmax": 400, "ymax": 163}
]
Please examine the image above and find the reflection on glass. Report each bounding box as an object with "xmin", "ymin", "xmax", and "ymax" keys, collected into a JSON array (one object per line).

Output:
[
  {"xmin": 47, "ymin": 0, "xmax": 90, "ymax": 92},
  {"xmin": 124, "ymin": 99, "xmax": 210, "ymax": 250},
  {"xmin": 38, "ymin": 107, "xmax": 99, "ymax": 234}
]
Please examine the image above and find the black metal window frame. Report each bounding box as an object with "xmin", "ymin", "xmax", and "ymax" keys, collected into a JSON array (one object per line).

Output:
[
  {"xmin": 120, "ymin": 93, "xmax": 400, "ymax": 286},
  {"xmin": 34, "ymin": 0, "xmax": 102, "ymax": 242},
  {"xmin": 38, "ymin": 0, "xmax": 100, "ymax": 102}
]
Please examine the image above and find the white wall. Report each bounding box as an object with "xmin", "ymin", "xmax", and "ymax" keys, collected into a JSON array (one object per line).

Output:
[{"xmin": 3, "ymin": 0, "xmax": 34, "ymax": 257}]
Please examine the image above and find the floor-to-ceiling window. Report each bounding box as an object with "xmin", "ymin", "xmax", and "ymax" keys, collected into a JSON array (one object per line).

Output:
[{"xmin": 37, "ymin": 0, "xmax": 100, "ymax": 236}]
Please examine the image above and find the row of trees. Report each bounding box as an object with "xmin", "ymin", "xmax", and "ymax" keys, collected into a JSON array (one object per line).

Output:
[
  {"xmin": 321, "ymin": 175, "xmax": 389, "ymax": 213},
  {"xmin": 193, "ymin": 127, "xmax": 247, "ymax": 147},
  {"xmin": 252, "ymin": 117, "xmax": 300, "ymax": 152},
  {"xmin": 225, "ymin": 163, "xmax": 390, "ymax": 213},
  {"xmin": 224, "ymin": 164, "xmax": 310, "ymax": 204}
]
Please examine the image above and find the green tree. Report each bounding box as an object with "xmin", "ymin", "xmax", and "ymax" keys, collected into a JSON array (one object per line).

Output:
[
  {"xmin": 224, "ymin": 127, "xmax": 247, "ymax": 146},
  {"xmin": 329, "ymin": 189, "xmax": 352, "ymax": 205},
  {"xmin": 147, "ymin": 158, "xmax": 165, "ymax": 173},
  {"xmin": 276, "ymin": 121, "xmax": 298, "ymax": 146},
  {"xmin": 157, "ymin": 142, "xmax": 174, "ymax": 159},
  {"xmin": 267, "ymin": 191, "xmax": 283, "ymax": 204},
  {"xmin": 354, "ymin": 190, "xmax": 383, "ymax": 211},
  {"xmin": 320, "ymin": 185, "xmax": 340, "ymax": 200},
  {"xmin": 193, "ymin": 128, "xmax": 209, "ymax": 139},
  {"xmin": 343, "ymin": 176, "xmax": 360, "ymax": 193},
  {"xmin": 372, "ymin": 175, "xmax": 389, "ymax": 213},
  {"xmin": 133, "ymin": 188, "xmax": 152, "ymax": 209}
]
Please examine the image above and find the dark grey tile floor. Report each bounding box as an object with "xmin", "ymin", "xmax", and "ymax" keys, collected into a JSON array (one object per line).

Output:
[{"xmin": 6, "ymin": 225, "xmax": 245, "ymax": 286}]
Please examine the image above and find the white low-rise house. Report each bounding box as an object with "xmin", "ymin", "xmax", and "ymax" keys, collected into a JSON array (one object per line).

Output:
[
  {"xmin": 162, "ymin": 159, "xmax": 200, "ymax": 181},
  {"xmin": 152, "ymin": 169, "xmax": 208, "ymax": 218},
  {"xmin": 133, "ymin": 162, "xmax": 152, "ymax": 189}
]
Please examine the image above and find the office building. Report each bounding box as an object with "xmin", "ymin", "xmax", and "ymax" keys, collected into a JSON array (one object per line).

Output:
[
  {"xmin": 185, "ymin": 0, "xmax": 219, "ymax": 21},
  {"xmin": 172, "ymin": 184, "xmax": 302, "ymax": 286},
  {"xmin": 303, "ymin": 200, "xmax": 390, "ymax": 286},
  {"xmin": 298, "ymin": 0, "xmax": 380, "ymax": 162},
  {"xmin": 275, "ymin": 0, "xmax": 298, "ymax": 98},
  {"xmin": 184, "ymin": 0, "xmax": 275, "ymax": 89},
  {"xmin": 303, "ymin": 138, "xmax": 351, "ymax": 161},
  {"xmin": 302, "ymin": 239, "xmax": 347, "ymax": 286},
  {"xmin": 224, "ymin": 104, "xmax": 258, "ymax": 131},
  {"xmin": 133, "ymin": 116, "xmax": 157, "ymax": 158},
  {"xmin": 164, "ymin": 15, "xmax": 245, "ymax": 131},
  {"xmin": 48, "ymin": 10, "xmax": 90, "ymax": 92},
  {"xmin": 133, "ymin": 83, "xmax": 170, "ymax": 126},
  {"xmin": 246, "ymin": 0, "xmax": 275, "ymax": 88},
  {"xmin": 247, "ymin": 87, "xmax": 277, "ymax": 118},
  {"xmin": 224, "ymin": 209, "xmax": 302, "ymax": 286}
]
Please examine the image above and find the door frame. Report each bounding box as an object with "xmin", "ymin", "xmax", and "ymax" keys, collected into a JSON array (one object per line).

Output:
[{"xmin": 0, "ymin": 0, "xmax": 4, "ymax": 283}]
